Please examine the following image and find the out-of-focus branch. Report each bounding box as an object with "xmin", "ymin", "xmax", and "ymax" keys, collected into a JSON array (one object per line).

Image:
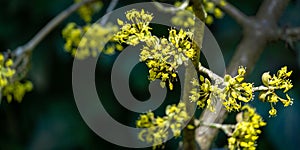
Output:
[
  {"xmin": 13, "ymin": 0, "xmax": 96, "ymax": 57},
  {"xmin": 210, "ymin": 0, "xmax": 251, "ymax": 27},
  {"xmin": 7, "ymin": 0, "xmax": 97, "ymax": 91},
  {"xmin": 278, "ymin": 27, "xmax": 300, "ymax": 42},
  {"xmin": 11, "ymin": 0, "xmax": 119, "ymax": 83},
  {"xmin": 100, "ymin": 0, "xmax": 119, "ymax": 25},
  {"xmin": 153, "ymin": 0, "xmax": 190, "ymax": 13},
  {"xmin": 257, "ymin": 0, "xmax": 290, "ymax": 23}
]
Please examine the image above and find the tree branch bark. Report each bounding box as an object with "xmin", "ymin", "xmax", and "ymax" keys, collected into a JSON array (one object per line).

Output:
[
  {"xmin": 210, "ymin": 0, "xmax": 251, "ymax": 27},
  {"xmin": 196, "ymin": 0, "xmax": 291, "ymax": 149},
  {"xmin": 182, "ymin": 0, "xmax": 206, "ymax": 149},
  {"xmin": 10, "ymin": 0, "xmax": 119, "ymax": 84},
  {"xmin": 278, "ymin": 27, "xmax": 300, "ymax": 42}
]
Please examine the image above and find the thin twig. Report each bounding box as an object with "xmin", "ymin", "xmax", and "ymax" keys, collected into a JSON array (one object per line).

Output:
[
  {"xmin": 198, "ymin": 64, "xmax": 281, "ymax": 92},
  {"xmin": 252, "ymin": 85, "xmax": 282, "ymax": 92},
  {"xmin": 198, "ymin": 63, "xmax": 223, "ymax": 82},
  {"xmin": 195, "ymin": 120, "xmax": 235, "ymax": 136},
  {"xmin": 100, "ymin": 0, "xmax": 119, "ymax": 25},
  {"xmin": 9, "ymin": 0, "xmax": 120, "ymax": 85},
  {"xmin": 5, "ymin": 0, "xmax": 97, "ymax": 89},
  {"xmin": 209, "ymin": 0, "xmax": 250, "ymax": 27},
  {"xmin": 13, "ymin": 0, "xmax": 96, "ymax": 57},
  {"xmin": 153, "ymin": 0, "xmax": 190, "ymax": 13},
  {"xmin": 253, "ymin": 86, "xmax": 269, "ymax": 92},
  {"xmin": 278, "ymin": 27, "xmax": 300, "ymax": 41}
]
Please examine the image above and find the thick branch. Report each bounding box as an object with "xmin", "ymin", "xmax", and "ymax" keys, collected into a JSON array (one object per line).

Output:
[
  {"xmin": 257, "ymin": 0, "xmax": 290, "ymax": 22},
  {"xmin": 210, "ymin": 0, "xmax": 251, "ymax": 27},
  {"xmin": 181, "ymin": 0, "xmax": 205, "ymax": 150}
]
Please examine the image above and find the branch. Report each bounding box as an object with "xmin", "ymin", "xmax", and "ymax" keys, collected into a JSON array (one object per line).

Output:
[
  {"xmin": 195, "ymin": 120, "xmax": 235, "ymax": 136},
  {"xmin": 209, "ymin": 0, "xmax": 251, "ymax": 27},
  {"xmin": 100, "ymin": 0, "xmax": 119, "ymax": 25},
  {"xmin": 196, "ymin": 1, "xmax": 291, "ymax": 149},
  {"xmin": 153, "ymin": 0, "xmax": 190, "ymax": 13},
  {"xmin": 198, "ymin": 63, "xmax": 223, "ymax": 82},
  {"xmin": 6, "ymin": 0, "xmax": 98, "ymax": 89},
  {"xmin": 181, "ymin": 0, "xmax": 205, "ymax": 149},
  {"xmin": 253, "ymin": 86, "xmax": 271, "ymax": 92},
  {"xmin": 252, "ymin": 85, "xmax": 284, "ymax": 92},
  {"xmin": 257, "ymin": 0, "xmax": 290, "ymax": 23},
  {"xmin": 278, "ymin": 27, "xmax": 300, "ymax": 42},
  {"xmin": 13, "ymin": 0, "xmax": 96, "ymax": 57}
]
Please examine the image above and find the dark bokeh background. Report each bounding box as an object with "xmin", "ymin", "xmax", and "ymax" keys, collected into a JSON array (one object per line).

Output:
[{"xmin": 0, "ymin": 0, "xmax": 300, "ymax": 149}]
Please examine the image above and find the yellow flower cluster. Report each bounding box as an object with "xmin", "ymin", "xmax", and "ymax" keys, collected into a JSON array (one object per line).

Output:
[
  {"xmin": 203, "ymin": 0, "xmax": 226, "ymax": 25},
  {"xmin": 169, "ymin": 29, "xmax": 195, "ymax": 59},
  {"xmin": 222, "ymin": 67, "xmax": 253, "ymax": 111},
  {"xmin": 0, "ymin": 54, "xmax": 15, "ymax": 88},
  {"xmin": 115, "ymin": 9, "xmax": 196, "ymax": 90},
  {"xmin": 136, "ymin": 102, "xmax": 190, "ymax": 149},
  {"xmin": 190, "ymin": 76, "xmax": 216, "ymax": 112},
  {"xmin": 2, "ymin": 81, "xmax": 33, "ymax": 103},
  {"xmin": 62, "ymin": 22, "xmax": 122, "ymax": 59},
  {"xmin": 0, "ymin": 53, "xmax": 32, "ymax": 103},
  {"xmin": 228, "ymin": 105, "xmax": 266, "ymax": 150},
  {"xmin": 141, "ymin": 37, "xmax": 177, "ymax": 90},
  {"xmin": 259, "ymin": 66, "xmax": 293, "ymax": 116},
  {"xmin": 190, "ymin": 67, "xmax": 253, "ymax": 112},
  {"xmin": 171, "ymin": 2, "xmax": 195, "ymax": 28},
  {"xmin": 74, "ymin": 0, "xmax": 103, "ymax": 23},
  {"xmin": 140, "ymin": 29, "xmax": 195, "ymax": 90},
  {"xmin": 114, "ymin": 9, "xmax": 153, "ymax": 45}
]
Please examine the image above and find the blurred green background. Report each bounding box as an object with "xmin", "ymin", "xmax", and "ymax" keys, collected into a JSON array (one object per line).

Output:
[{"xmin": 0, "ymin": 0, "xmax": 300, "ymax": 149}]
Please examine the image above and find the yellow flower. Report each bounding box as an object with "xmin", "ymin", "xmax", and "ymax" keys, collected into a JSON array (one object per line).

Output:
[
  {"xmin": 222, "ymin": 67, "xmax": 253, "ymax": 111},
  {"xmin": 203, "ymin": 0, "xmax": 225, "ymax": 25},
  {"xmin": 62, "ymin": 22, "xmax": 120, "ymax": 59},
  {"xmin": 228, "ymin": 105, "xmax": 266, "ymax": 150},
  {"xmin": 136, "ymin": 102, "xmax": 189, "ymax": 148},
  {"xmin": 0, "ymin": 54, "xmax": 17, "ymax": 90},
  {"xmin": 74, "ymin": 0, "xmax": 102, "ymax": 23},
  {"xmin": 156, "ymin": 117, "xmax": 165, "ymax": 127},
  {"xmin": 3, "ymin": 81, "xmax": 33, "ymax": 103},
  {"xmin": 114, "ymin": 9, "xmax": 153, "ymax": 46},
  {"xmin": 0, "ymin": 54, "xmax": 4, "ymax": 62},
  {"xmin": 171, "ymin": 10, "xmax": 195, "ymax": 28},
  {"xmin": 259, "ymin": 66, "xmax": 293, "ymax": 116},
  {"xmin": 5, "ymin": 59, "xmax": 13, "ymax": 67},
  {"xmin": 214, "ymin": 8, "xmax": 224, "ymax": 19},
  {"xmin": 269, "ymin": 107, "xmax": 277, "ymax": 116},
  {"xmin": 205, "ymin": 15, "xmax": 214, "ymax": 25}
]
